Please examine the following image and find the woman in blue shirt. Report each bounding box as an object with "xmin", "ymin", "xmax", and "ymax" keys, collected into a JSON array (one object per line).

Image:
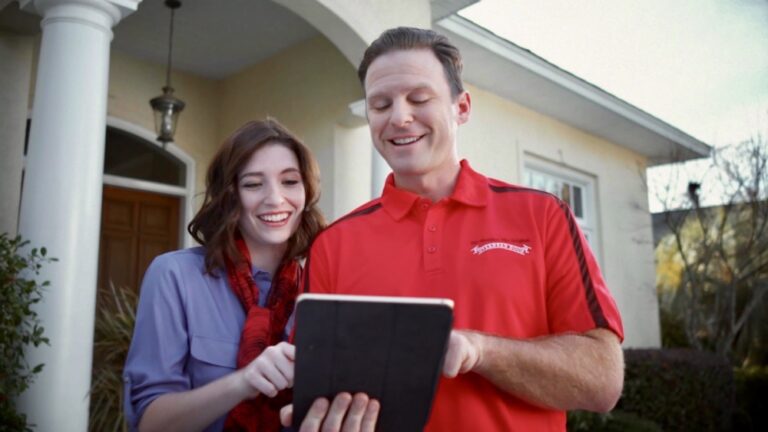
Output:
[{"xmin": 123, "ymin": 119, "xmax": 324, "ymax": 431}]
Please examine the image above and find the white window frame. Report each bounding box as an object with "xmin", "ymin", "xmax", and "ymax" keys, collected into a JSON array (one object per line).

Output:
[{"xmin": 523, "ymin": 157, "xmax": 602, "ymax": 265}]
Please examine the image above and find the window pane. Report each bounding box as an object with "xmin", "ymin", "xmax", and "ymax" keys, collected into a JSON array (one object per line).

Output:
[
  {"xmin": 573, "ymin": 186, "xmax": 583, "ymax": 218},
  {"xmin": 104, "ymin": 127, "xmax": 186, "ymax": 187}
]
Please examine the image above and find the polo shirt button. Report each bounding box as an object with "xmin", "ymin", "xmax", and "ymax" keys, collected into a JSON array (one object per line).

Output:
[
  {"xmin": 428, "ymin": 225, "xmax": 437, "ymax": 232},
  {"xmin": 420, "ymin": 201, "xmax": 430, "ymax": 209},
  {"xmin": 427, "ymin": 246, "xmax": 437, "ymax": 253}
]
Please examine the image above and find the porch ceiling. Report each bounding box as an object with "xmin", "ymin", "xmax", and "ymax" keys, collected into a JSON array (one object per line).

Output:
[
  {"xmin": 1, "ymin": 0, "xmax": 476, "ymax": 79},
  {"xmin": 110, "ymin": 0, "xmax": 319, "ymax": 79}
]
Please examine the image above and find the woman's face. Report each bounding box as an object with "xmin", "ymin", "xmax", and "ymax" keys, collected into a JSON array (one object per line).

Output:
[{"xmin": 236, "ymin": 142, "xmax": 306, "ymax": 255}]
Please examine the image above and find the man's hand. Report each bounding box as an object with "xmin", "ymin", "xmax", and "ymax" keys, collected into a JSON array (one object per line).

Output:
[
  {"xmin": 441, "ymin": 328, "xmax": 624, "ymax": 412},
  {"xmin": 442, "ymin": 330, "xmax": 483, "ymax": 378},
  {"xmin": 280, "ymin": 393, "xmax": 380, "ymax": 432},
  {"xmin": 239, "ymin": 342, "xmax": 295, "ymax": 398}
]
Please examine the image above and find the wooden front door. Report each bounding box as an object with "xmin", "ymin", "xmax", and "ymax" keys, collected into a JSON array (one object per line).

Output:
[{"xmin": 97, "ymin": 185, "xmax": 181, "ymax": 293}]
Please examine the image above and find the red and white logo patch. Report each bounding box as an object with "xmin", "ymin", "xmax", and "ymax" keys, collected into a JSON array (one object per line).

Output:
[{"xmin": 471, "ymin": 241, "xmax": 531, "ymax": 256}]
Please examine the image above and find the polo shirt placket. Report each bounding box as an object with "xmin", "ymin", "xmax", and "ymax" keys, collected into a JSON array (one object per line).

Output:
[{"xmin": 421, "ymin": 198, "xmax": 445, "ymax": 274}]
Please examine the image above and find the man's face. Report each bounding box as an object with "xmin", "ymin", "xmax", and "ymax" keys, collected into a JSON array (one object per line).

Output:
[{"xmin": 364, "ymin": 49, "xmax": 470, "ymax": 183}]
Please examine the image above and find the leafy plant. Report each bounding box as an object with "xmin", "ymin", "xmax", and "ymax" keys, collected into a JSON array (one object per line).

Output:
[
  {"xmin": 0, "ymin": 233, "xmax": 55, "ymax": 431},
  {"xmin": 88, "ymin": 282, "xmax": 138, "ymax": 432}
]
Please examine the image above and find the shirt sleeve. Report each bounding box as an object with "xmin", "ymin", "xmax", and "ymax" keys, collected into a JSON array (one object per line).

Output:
[
  {"xmin": 123, "ymin": 253, "xmax": 192, "ymax": 430},
  {"xmin": 543, "ymin": 198, "xmax": 624, "ymax": 341}
]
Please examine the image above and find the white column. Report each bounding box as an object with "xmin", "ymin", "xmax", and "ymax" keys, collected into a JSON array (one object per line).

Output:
[
  {"xmin": 371, "ymin": 150, "xmax": 389, "ymax": 198},
  {"xmin": 345, "ymin": 98, "xmax": 390, "ymax": 199},
  {"xmin": 16, "ymin": 1, "xmax": 139, "ymax": 430},
  {"xmin": 333, "ymin": 124, "xmax": 372, "ymax": 217}
]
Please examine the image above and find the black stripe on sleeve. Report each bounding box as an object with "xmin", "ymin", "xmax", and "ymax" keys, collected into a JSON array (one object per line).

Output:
[
  {"xmin": 328, "ymin": 202, "xmax": 383, "ymax": 228},
  {"xmin": 489, "ymin": 183, "xmax": 609, "ymax": 329},
  {"xmin": 556, "ymin": 200, "xmax": 609, "ymax": 328},
  {"xmin": 489, "ymin": 184, "xmax": 549, "ymax": 195}
]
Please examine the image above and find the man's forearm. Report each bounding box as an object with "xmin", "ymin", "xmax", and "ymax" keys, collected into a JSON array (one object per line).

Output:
[{"xmin": 462, "ymin": 328, "xmax": 624, "ymax": 412}]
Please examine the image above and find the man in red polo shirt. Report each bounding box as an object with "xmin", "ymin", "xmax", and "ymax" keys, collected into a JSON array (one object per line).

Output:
[{"xmin": 288, "ymin": 27, "xmax": 625, "ymax": 432}]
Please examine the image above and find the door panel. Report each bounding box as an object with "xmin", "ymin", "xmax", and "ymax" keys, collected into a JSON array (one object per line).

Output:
[
  {"xmin": 98, "ymin": 185, "xmax": 180, "ymax": 294},
  {"xmin": 99, "ymin": 232, "xmax": 137, "ymax": 291},
  {"xmin": 141, "ymin": 203, "xmax": 175, "ymax": 235},
  {"xmin": 102, "ymin": 198, "xmax": 135, "ymax": 231}
]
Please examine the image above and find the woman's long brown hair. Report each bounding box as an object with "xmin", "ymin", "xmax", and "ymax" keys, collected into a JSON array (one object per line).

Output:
[{"xmin": 187, "ymin": 118, "xmax": 325, "ymax": 274}]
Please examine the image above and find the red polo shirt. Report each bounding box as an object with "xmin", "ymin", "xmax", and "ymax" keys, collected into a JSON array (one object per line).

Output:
[{"xmin": 304, "ymin": 160, "xmax": 623, "ymax": 431}]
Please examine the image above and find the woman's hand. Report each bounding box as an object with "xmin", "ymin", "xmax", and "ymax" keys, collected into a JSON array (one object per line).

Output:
[{"xmin": 239, "ymin": 342, "xmax": 295, "ymax": 398}]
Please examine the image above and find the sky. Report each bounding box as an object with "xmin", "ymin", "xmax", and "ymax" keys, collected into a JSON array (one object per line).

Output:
[{"xmin": 459, "ymin": 0, "xmax": 768, "ymax": 211}]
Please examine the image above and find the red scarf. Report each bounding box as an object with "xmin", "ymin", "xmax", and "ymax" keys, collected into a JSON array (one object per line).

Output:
[{"xmin": 223, "ymin": 235, "xmax": 300, "ymax": 431}]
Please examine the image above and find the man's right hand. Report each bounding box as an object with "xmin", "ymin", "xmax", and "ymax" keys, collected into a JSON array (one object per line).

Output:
[
  {"xmin": 280, "ymin": 393, "xmax": 380, "ymax": 432},
  {"xmin": 442, "ymin": 330, "xmax": 483, "ymax": 378}
]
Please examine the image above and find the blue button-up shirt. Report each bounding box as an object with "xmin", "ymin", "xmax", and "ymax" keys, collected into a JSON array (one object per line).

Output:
[{"xmin": 123, "ymin": 247, "xmax": 275, "ymax": 431}]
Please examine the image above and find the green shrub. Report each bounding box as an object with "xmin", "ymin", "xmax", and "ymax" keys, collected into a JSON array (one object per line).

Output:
[
  {"xmin": 619, "ymin": 348, "xmax": 734, "ymax": 432},
  {"xmin": 659, "ymin": 308, "xmax": 689, "ymax": 349},
  {"xmin": 0, "ymin": 233, "xmax": 55, "ymax": 431},
  {"xmin": 567, "ymin": 409, "xmax": 662, "ymax": 432},
  {"xmin": 734, "ymin": 366, "xmax": 768, "ymax": 432},
  {"xmin": 88, "ymin": 283, "xmax": 138, "ymax": 432}
]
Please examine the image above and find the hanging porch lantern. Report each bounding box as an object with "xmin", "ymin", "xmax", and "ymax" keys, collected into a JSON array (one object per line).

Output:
[{"xmin": 150, "ymin": 0, "xmax": 185, "ymax": 145}]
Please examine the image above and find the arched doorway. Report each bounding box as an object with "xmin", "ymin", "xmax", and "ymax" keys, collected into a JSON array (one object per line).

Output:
[{"xmin": 97, "ymin": 125, "xmax": 188, "ymax": 294}]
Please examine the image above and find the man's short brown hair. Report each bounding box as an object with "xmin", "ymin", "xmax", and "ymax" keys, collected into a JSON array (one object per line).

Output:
[{"xmin": 357, "ymin": 27, "xmax": 464, "ymax": 98}]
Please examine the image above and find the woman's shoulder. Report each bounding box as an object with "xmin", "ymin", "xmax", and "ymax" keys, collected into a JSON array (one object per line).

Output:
[
  {"xmin": 143, "ymin": 247, "xmax": 210, "ymax": 280},
  {"xmin": 151, "ymin": 246, "xmax": 205, "ymax": 266},
  {"xmin": 140, "ymin": 247, "xmax": 219, "ymax": 302}
]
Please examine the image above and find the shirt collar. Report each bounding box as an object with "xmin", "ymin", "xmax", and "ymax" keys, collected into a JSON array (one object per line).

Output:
[
  {"xmin": 251, "ymin": 265, "xmax": 272, "ymax": 280},
  {"xmin": 381, "ymin": 159, "xmax": 489, "ymax": 220}
]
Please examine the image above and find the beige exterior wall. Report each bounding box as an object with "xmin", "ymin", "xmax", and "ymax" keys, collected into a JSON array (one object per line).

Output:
[
  {"xmin": 107, "ymin": 50, "xmax": 221, "ymax": 204},
  {"xmin": 462, "ymin": 84, "xmax": 660, "ymax": 347},
  {"xmin": 0, "ymin": 31, "xmax": 34, "ymax": 234},
  {"xmin": 219, "ymin": 36, "xmax": 365, "ymax": 219}
]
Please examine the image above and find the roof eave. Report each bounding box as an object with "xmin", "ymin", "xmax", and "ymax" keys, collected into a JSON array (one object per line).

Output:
[
  {"xmin": 435, "ymin": 15, "xmax": 711, "ymax": 166},
  {"xmin": 430, "ymin": 0, "xmax": 480, "ymax": 21}
]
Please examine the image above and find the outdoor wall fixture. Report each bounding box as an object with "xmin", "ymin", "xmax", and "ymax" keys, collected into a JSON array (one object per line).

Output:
[{"xmin": 149, "ymin": 0, "xmax": 185, "ymax": 146}]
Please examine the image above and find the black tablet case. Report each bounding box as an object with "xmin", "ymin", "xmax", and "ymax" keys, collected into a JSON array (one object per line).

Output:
[{"xmin": 292, "ymin": 295, "xmax": 453, "ymax": 432}]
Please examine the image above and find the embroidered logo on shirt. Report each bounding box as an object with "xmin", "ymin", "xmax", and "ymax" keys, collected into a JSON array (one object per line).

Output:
[{"xmin": 471, "ymin": 242, "xmax": 532, "ymax": 256}]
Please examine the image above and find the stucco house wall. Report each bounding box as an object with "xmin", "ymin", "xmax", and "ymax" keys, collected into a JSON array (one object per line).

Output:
[{"xmin": 0, "ymin": 31, "xmax": 34, "ymax": 234}]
